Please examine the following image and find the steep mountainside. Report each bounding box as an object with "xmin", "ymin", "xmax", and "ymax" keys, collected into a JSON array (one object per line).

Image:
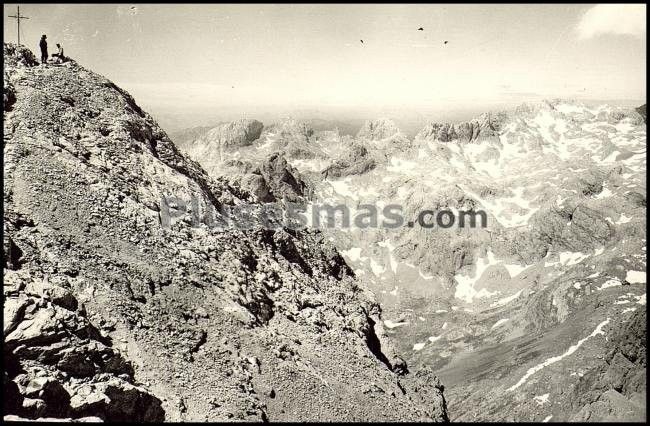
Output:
[
  {"xmin": 2, "ymin": 43, "xmax": 448, "ymax": 422},
  {"xmin": 636, "ymin": 104, "xmax": 646, "ymax": 123},
  {"xmin": 180, "ymin": 98, "xmax": 646, "ymax": 421}
]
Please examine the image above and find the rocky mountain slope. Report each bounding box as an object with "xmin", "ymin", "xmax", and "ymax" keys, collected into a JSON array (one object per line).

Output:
[
  {"xmin": 180, "ymin": 98, "xmax": 646, "ymax": 421},
  {"xmin": 636, "ymin": 104, "xmax": 646, "ymax": 123},
  {"xmin": 2, "ymin": 43, "xmax": 448, "ymax": 422}
]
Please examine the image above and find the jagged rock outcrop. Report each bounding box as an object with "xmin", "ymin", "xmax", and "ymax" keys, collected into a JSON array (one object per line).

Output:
[
  {"xmin": 322, "ymin": 142, "xmax": 376, "ymax": 179},
  {"xmin": 3, "ymin": 43, "xmax": 447, "ymax": 422},
  {"xmin": 570, "ymin": 310, "xmax": 646, "ymax": 421},
  {"xmin": 416, "ymin": 112, "xmax": 505, "ymax": 144},
  {"xmin": 3, "ymin": 43, "xmax": 38, "ymax": 68},
  {"xmin": 227, "ymin": 153, "xmax": 309, "ymax": 202},
  {"xmin": 176, "ymin": 117, "xmax": 326, "ymax": 203},
  {"xmin": 180, "ymin": 118, "xmax": 264, "ymax": 163},
  {"xmin": 264, "ymin": 118, "xmax": 321, "ymax": 160},
  {"xmin": 3, "ymin": 44, "xmax": 37, "ymax": 113},
  {"xmin": 636, "ymin": 104, "xmax": 646, "ymax": 123},
  {"xmin": 357, "ymin": 118, "xmax": 401, "ymax": 141},
  {"xmin": 597, "ymin": 108, "xmax": 645, "ymax": 126},
  {"xmin": 206, "ymin": 119, "xmax": 264, "ymax": 148},
  {"xmin": 355, "ymin": 119, "xmax": 413, "ymax": 155},
  {"xmin": 273, "ymin": 118, "xmax": 314, "ymax": 141},
  {"xmin": 4, "ymin": 268, "xmax": 164, "ymax": 422}
]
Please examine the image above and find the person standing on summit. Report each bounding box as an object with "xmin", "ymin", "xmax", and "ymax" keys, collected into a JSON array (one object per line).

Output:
[{"xmin": 39, "ymin": 34, "xmax": 48, "ymax": 64}]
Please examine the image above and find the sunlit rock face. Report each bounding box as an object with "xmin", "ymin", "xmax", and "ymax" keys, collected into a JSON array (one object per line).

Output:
[
  {"xmin": 3, "ymin": 43, "xmax": 449, "ymax": 423},
  {"xmin": 416, "ymin": 112, "xmax": 505, "ymax": 144},
  {"xmin": 181, "ymin": 118, "xmax": 264, "ymax": 164}
]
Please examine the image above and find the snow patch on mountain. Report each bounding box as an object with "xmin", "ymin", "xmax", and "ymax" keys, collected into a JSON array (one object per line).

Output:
[{"xmin": 506, "ymin": 318, "xmax": 611, "ymax": 391}]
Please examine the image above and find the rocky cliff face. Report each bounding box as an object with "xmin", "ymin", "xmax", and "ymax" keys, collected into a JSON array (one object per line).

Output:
[
  {"xmin": 2, "ymin": 43, "xmax": 448, "ymax": 422},
  {"xmin": 570, "ymin": 310, "xmax": 646, "ymax": 421},
  {"xmin": 322, "ymin": 142, "xmax": 376, "ymax": 179},
  {"xmin": 415, "ymin": 112, "xmax": 505, "ymax": 144},
  {"xmin": 636, "ymin": 104, "xmax": 646, "ymax": 123},
  {"xmin": 179, "ymin": 118, "xmax": 264, "ymax": 164},
  {"xmin": 224, "ymin": 153, "xmax": 309, "ymax": 202},
  {"xmin": 357, "ymin": 118, "xmax": 413, "ymax": 154}
]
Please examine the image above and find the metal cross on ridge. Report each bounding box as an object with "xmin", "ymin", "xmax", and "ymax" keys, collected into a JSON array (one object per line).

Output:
[{"xmin": 8, "ymin": 6, "xmax": 29, "ymax": 46}]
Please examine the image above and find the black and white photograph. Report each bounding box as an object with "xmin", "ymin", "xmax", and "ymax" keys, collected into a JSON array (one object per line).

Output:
[{"xmin": 2, "ymin": 3, "xmax": 647, "ymax": 422}]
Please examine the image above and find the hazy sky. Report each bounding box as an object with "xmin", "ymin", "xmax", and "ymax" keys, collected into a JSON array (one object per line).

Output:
[{"xmin": 4, "ymin": 4, "xmax": 646, "ymax": 121}]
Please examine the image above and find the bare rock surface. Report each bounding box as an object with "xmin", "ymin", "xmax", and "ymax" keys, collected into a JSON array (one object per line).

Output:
[
  {"xmin": 357, "ymin": 118, "xmax": 401, "ymax": 141},
  {"xmin": 3, "ymin": 43, "xmax": 447, "ymax": 422},
  {"xmin": 416, "ymin": 112, "xmax": 506, "ymax": 144},
  {"xmin": 180, "ymin": 119, "xmax": 264, "ymax": 164}
]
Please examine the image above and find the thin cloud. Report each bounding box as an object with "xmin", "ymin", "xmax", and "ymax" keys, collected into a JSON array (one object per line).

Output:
[{"xmin": 577, "ymin": 4, "xmax": 646, "ymax": 39}]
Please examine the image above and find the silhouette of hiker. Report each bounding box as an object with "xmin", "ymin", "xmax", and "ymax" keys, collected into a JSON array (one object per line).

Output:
[
  {"xmin": 39, "ymin": 34, "xmax": 48, "ymax": 64},
  {"xmin": 52, "ymin": 43, "xmax": 65, "ymax": 63}
]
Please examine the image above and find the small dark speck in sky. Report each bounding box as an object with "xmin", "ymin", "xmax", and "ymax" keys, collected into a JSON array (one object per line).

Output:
[
  {"xmin": 444, "ymin": 40, "xmax": 448, "ymax": 44},
  {"xmin": 418, "ymin": 27, "xmax": 424, "ymax": 31},
  {"xmin": 360, "ymin": 39, "xmax": 364, "ymax": 44}
]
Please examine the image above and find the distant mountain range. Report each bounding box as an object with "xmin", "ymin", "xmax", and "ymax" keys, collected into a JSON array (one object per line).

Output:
[{"xmin": 175, "ymin": 99, "xmax": 647, "ymax": 422}]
